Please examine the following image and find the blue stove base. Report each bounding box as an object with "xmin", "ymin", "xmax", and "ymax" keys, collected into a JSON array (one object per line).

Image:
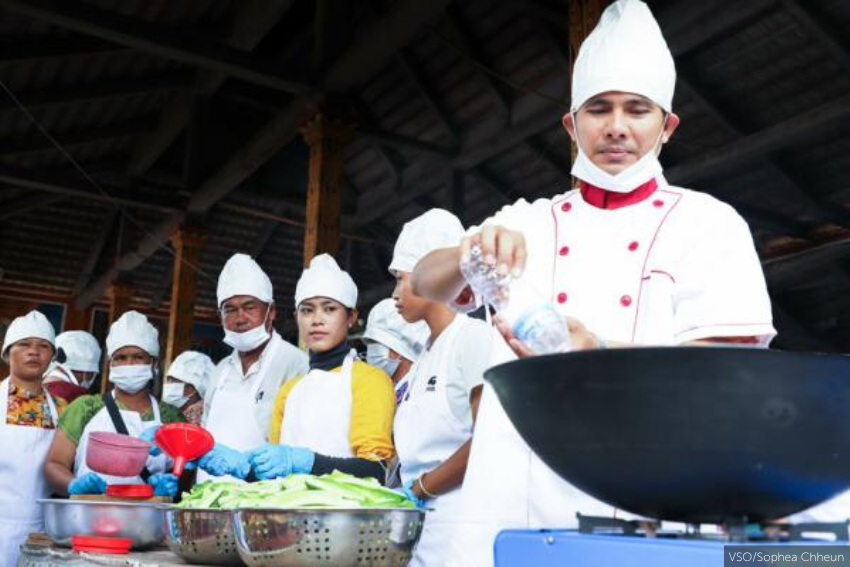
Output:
[{"xmin": 494, "ymin": 530, "xmax": 849, "ymax": 567}]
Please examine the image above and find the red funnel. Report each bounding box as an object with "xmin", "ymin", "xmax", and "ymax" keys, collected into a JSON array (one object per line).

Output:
[{"xmin": 154, "ymin": 423, "xmax": 214, "ymax": 476}]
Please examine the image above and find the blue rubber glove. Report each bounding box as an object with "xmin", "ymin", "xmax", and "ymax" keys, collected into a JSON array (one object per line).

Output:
[
  {"xmin": 147, "ymin": 473, "xmax": 179, "ymax": 497},
  {"xmin": 401, "ymin": 478, "xmax": 426, "ymax": 509},
  {"xmin": 139, "ymin": 425, "xmax": 161, "ymax": 456},
  {"xmin": 197, "ymin": 443, "xmax": 250, "ymax": 479},
  {"xmin": 68, "ymin": 472, "xmax": 107, "ymax": 495},
  {"xmin": 246, "ymin": 444, "xmax": 315, "ymax": 480}
]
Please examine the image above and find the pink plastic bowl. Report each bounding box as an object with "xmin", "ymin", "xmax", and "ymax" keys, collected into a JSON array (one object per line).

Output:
[{"xmin": 85, "ymin": 432, "xmax": 151, "ymax": 477}]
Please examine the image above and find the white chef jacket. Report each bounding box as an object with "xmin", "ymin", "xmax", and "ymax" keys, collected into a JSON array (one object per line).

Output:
[
  {"xmin": 203, "ymin": 331, "xmax": 308, "ymax": 439},
  {"xmin": 447, "ymin": 175, "xmax": 777, "ymax": 567}
]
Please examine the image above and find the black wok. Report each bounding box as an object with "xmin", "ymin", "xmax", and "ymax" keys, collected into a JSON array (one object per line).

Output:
[{"xmin": 485, "ymin": 347, "xmax": 850, "ymax": 524}]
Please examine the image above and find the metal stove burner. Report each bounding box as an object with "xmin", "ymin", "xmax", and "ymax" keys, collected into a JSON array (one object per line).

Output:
[{"xmin": 576, "ymin": 514, "xmax": 850, "ymax": 543}]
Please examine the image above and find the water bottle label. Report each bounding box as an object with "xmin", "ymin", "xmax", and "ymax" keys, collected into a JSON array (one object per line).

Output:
[{"xmin": 512, "ymin": 303, "xmax": 565, "ymax": 346}]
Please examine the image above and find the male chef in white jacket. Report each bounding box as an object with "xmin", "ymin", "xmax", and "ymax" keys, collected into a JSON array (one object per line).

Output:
[
  {"xmin": 199, "ymin": 253, "xmax": 309, "ymax": 482},
  {"xmin": 411, "ymin": 1, "xmax": 777, "ymax": 564}
]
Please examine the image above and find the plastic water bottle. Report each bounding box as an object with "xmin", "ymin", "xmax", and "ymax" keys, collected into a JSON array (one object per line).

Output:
[{"xmin": 460, "ymin": 245, "xmax": 572, "ymax": 354}]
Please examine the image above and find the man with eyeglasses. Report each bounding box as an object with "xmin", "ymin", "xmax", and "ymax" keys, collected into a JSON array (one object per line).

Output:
[{"xmin": 197, "ymin": 253, "xmax": 308, "ymax": 483}]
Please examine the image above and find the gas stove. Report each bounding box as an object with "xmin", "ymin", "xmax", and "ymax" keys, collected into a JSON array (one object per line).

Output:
[
  {"xmin": 576, "ymin": 513, "xmax": 849, "ymax": 543},
  {"xmin": 494, "ymin": 515, "xmax": 850, "ymax": 567}
]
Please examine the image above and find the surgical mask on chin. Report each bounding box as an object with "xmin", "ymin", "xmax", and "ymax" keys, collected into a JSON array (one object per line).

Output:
[
  {"xmin": 366, "ymin": 343, "xmax": 401, "ymax": 379},
  {"xmin": 223, "ymin": 306, "xmax": 272, "ymax": 352},
  {"xmin": 570, "ymin": 112, "xmax": 666, "ymax": 194},
  {"xmin": 162, "ymin": 382, "xmax": 189, "ymax": 408},
  {"xmin": 109, "ymin": 364, "xmax": 154, "ymax": 394}
]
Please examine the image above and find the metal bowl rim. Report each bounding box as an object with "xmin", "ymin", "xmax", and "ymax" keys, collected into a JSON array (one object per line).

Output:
[
  {"xmin": 232, "ymin": 506, "xmax": 423, "ymax": 513},
  {"xmin": 38, "ymin": 498, "xmax": 170, "ymax": 509}
]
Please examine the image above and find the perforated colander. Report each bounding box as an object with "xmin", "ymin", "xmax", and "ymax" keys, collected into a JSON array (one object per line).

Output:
[
  {"xmin": 232, "ymin": 508, "xmax": 425, "ymax": 567},
  {"xmin": 164, "ymin": 508, "xmax": 241, "ymax": 565}
]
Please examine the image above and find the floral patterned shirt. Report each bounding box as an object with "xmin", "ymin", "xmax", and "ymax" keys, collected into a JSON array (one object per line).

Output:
[{"xmin": 6, "ymin": 383, "xmax": 65, "ymax": 428}]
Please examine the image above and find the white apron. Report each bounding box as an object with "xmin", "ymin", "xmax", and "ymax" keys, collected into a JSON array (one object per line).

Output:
[
  {"xmin": 0, "ymin": 378, "xmax": 58, "ymax": 567},
  {"xmin": 198, "ymin": 366, "xmax": 267, "ymax": 484},
  {"xmin": 394, "ymin": 318, "xmax": 472, "ymax": 567},
  {"xmin": 279, "ymin": 350, "xmax": 357, "ymax": 458},
  {"xmin": 448, "ymin": 182, "xmax": 776, "ymax": 566},
  {"xmin": 74, "ymin": 392, "xmax": 166, "ymax": 485}
]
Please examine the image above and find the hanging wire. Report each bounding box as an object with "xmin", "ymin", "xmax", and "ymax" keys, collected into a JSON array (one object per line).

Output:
[{"xmin": 0, "ymin": 78, "xmax": 217, "ymax": 285}]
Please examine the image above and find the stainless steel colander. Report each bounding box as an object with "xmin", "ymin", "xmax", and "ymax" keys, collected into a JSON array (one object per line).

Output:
[
  {"xmin": 164, "ymin": 508, "xmax": 242, "ymax": 565},
  {"xmin": 232, "ymin": 507, "xmax": 425, "ymax": 567}
]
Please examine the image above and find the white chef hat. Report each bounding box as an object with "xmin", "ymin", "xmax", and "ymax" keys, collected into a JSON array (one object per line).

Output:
[
  {"xmin": 216, "ymin": 253, "xmax": 274, "ymax": 308},
  {"xmin": 571, "ymin": 0, "xmax": 676, "ymax": 113},
  {"xmin": 363, "ymin": 299, "xmax": 429, "ymax": 363},
  {"xmin": 106, "ymin": 311, "xmax": 160, "ymax": 359},
  {"xmin": 295, "ymin": 254, "xmax": 358, "ymax": 308},
  {"xmin": 55, "ymin": 330, "xmax": 102, "ymax": 373},
  {"xmin": 1, "ymin": 310, "xmax": 56, "ymax": 360},
  {"xmin": 389, "ymin": 208, "xmax": 464, "ymax": 274},
  {"xmin": 166, "ymin": 351, "xmax": 215, "ymax": 397}
]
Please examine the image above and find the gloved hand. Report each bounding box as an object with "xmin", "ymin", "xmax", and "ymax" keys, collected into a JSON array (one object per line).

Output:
[
  {"xmin": 401, "ymin": 478, "xmax": 426, "ymax": 509},
  {"xmin": 139, "ymin": 425, "xmax": 161, "ymax": 456},
  {"xmin": 147, "ymin": 473, "xmax": 179, "ymax": 497},
  {"xmin": 246, "ymin": 444, "xmax": 315, "ymax": 480},
  {"xmin": 197, "ymin": 444, "xmax": 250, "ymax": 479},
  {"xmin": 68, "ymin": 472, "xmax": 107, "ymax": 495}
]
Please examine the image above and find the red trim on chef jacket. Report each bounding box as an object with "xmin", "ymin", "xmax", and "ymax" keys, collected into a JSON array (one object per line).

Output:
[{"xmin": 579, "ymin": 178, "xmax": 658, "ymax": 210}]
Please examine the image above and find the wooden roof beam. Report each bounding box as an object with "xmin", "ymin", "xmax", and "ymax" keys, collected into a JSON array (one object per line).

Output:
[
  {"xmin": 353, "ymin": 106, "xmax": 559, "ymax": 226},
  {"xmin": 675, "ymin": 75, "xmax": 849, "ymax": 226},
  {"xmin": 0, "ymin": 165, "xmax": 181, "ymax": 214},
  {"xmin": 75, "ymin": 0, "xmax": 454, "ymax": 309},
  {"xmin": 763, "ymin": 235, "xmax": 850, "ymax": 289},
  {"xmin": 0, "ymin": 35, "xmax": 128, "ymax": 63},
  {"xmin": 128, "ymin": 0, "xmax": 297, "ymax": 177},
  {"xmin": 780, "ymin": 0, "xmax": 850, "ymax": 74},
  {"xmin": 0, "ymin": 73, "xmax": 191, "ymax": 112},
  {"xmin": 0, "ymin": 192, "xmax": 63, "ymax": 220},
  {"xmin": 0, "ymin": 0, "xmax": 313, "ymax": 95},
  {"xmin": 0, "ymin": 117, "xmax": 151, "ymax": 157},
  {"xmin": 71, "ymin": 208, "xmax": 118, "ymax": 297},
  {"xmin": 665, "ymin": 94, "xmax": 850, "ymax": 186},
  {"xmin": 442, "ymin": 5, "xmax": 511, "ymax": 121},
  {"xmin": 395, "ymin": 48, "xmax": 459, "ymax": 143},
  {"xmin": 357, "ymin": 127, "xmax": 458, "ymax": 161}
]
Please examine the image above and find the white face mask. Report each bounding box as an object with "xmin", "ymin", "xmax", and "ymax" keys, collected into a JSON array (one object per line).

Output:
[
  {"xmin": 367, "ymin": 343, "xmax": 401, "ymax": 379},
  {"xmin": 222, "ymin": 305, "xmax": 272, "ymax": 352},
  {"xmin": 162, "ymin": 382, "xmax": 189, "ymax": 408},
  {"xmin": 79, "ymin": 373, "xmax": 97, "ymax": 390},
  {"xmin": 570, "ymin": 112, "xmax": 667, "ymax": 194},
  {"xmin": 109, "ymin": 364, "xmax": 154, "ymax": 394}
]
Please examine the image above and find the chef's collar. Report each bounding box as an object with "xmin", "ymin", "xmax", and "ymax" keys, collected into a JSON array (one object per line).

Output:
[
  {"xmin": 309, "ymin": 341, "xmax": 351, "ymax": 372},
  {"xmin": 579, "ymin": 178, "xmax": 658, "ymax": 210}
]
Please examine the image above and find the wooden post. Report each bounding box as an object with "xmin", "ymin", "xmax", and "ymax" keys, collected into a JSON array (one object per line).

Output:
[
  {"xmin": 568, "ymin": 0, "xmax": 610, "ymax": 171},
  {"xmin": 63, "ymin": 301, "xmax": 91, "ymax": 332},
  {"xmin": 165, "ymin": 226, "xmax": 208, "ymax": 369},
  {"xmin": 300, "ymin": 103, "xmax": 354, "ymax": 266},
  {"xmin": 102, "ymin": 280, "xmax": 135, "ymax": 393}
]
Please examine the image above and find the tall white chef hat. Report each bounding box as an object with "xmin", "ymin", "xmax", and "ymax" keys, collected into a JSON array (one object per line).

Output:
[
  {"xmin": 363, "ymin": 299, "xmax": 429, "ymax": 363},
  {"xmin": 106, "ymin": 310, "xmax": 160, "ymax": 358},
  {"xmin": 389, "ymin": 208, "xmax": 464, "ymax": 274},
  {"xmin": 294, "ymin": 254, "xmax": 358, "ymax": 309},
  {"xmin": 166, "ymin": 350, "xmax": 215, "ymax": 397},
  {"xmin": 571, "ymin": 0, "xmax": 676, "ymax": 112},
  {"xmin": 216, "ymin": 253, "xmax": 274, "ymax": 308},
  {"xmin": 1, "ymin": 310, "xmax": 56, "ymax": 360},
  {"xmin": 56, "ymin": 330, "xmax": 102, "ymax": 373}
]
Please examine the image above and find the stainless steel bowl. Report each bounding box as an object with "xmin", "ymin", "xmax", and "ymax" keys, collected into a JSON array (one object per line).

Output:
[
  {"xmin": 39, "ymin": 499, "xmax": 166, "ymax": 549},
  {"xmin": 165, "ymin": 507, "xmax": 243, "ymax": 565},
  {"xmin": 233, "ymin": 508, "xmax": 425, "ymax": 567}
]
